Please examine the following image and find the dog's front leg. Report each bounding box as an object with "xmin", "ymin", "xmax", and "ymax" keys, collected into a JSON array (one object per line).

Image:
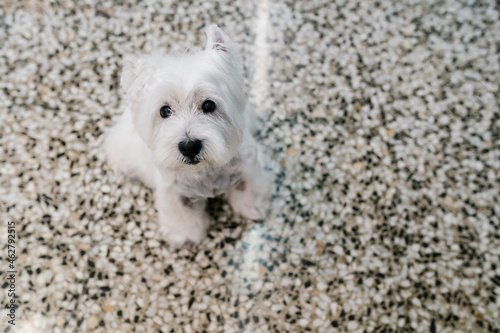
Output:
[
  {"xmin": 155, "ymin": 187, "xmax": 209, "ymax": 247},
  {"xmin": 227, "ymin": 150, "xmax": 272, "ymax": 220}
]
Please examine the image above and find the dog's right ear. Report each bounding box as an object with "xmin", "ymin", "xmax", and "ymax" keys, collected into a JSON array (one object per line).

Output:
[
  {"xmin": 121, "ymin": 56, "xmax": 139, "ymax": 92},
  {"xmin": 205, "ymin": 25, "xmax": 242, "ymax": 61}
]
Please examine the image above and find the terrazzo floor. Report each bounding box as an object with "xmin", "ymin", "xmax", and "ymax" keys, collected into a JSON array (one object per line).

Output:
[{"xmin": 1, "ymin": 0, "xmax": 500, "ymax": 332}]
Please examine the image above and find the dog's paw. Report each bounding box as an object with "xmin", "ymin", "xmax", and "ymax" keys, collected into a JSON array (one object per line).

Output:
[
  {"xmin": 156, "ymin": 214, "xmax": 209, "ymax": 248},
  {"xmin": 228, "ymin": 186, "xmax": 271, "ymax": 220},
  {"xmin": 234, "ymin": 201, "xmax": 270, "ymax": 220},
  {"xmin": 158, "ymin": 226, "xmax": 207, "ymax": 248}
]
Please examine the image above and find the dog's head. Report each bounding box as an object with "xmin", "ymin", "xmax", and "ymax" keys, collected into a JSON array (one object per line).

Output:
[{"xmin": 121, "ymin": 25, "xmax": 246, "ymax": 174}]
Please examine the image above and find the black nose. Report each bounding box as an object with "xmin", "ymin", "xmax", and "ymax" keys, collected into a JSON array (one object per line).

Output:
[{"xmin": 178, "ymin": 139, "xmax": 202, "ymax": 160}]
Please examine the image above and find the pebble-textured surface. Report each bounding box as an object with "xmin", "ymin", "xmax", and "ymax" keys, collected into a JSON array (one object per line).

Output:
[{"xmin": 1, "ymin": 0, "xmax": 500, "ymax": 332}]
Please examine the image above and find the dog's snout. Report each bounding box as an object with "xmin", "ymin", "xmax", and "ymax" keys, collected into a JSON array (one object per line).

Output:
[{"xmin": 178, "ymin": 139, "xmax": 202, "ymax": 160}]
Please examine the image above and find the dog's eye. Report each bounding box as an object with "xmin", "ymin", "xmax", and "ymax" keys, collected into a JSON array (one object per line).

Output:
[
  {"xmin": 160, "ymin": 105, "xmax": 172, "ymax": 118},
  {"xmin": 201, "ymin": 100, "xmax": 216, "ymax": 113}
]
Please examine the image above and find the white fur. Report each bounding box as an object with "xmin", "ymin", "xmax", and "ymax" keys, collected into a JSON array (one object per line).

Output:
[{"xmin": 104, "ymin": 25, "xmax": 272, "ymax": 247}]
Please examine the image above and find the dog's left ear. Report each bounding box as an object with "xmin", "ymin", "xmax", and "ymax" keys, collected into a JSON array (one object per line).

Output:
[
  {"xmin": 205, "ymin": 24, "xmax": 240, "ymax": 57},
  {"xmin": 121, "ymin": 56, "xmax": 139, "ymax": 92}
]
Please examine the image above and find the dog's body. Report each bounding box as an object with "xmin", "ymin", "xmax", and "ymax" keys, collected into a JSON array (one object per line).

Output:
[{"xmin": 104, "ymin": 25, "xmax": 271, "ymax": 246}]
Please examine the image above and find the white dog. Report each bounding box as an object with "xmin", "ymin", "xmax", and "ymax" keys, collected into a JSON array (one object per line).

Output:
[{"xmin": 104, "ymin": 25, "xmax": 272, "ymax": 247}]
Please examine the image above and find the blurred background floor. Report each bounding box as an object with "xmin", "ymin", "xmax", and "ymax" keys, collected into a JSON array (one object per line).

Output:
[{"xmin": 1, "ymin": 0, "xmax": 499, "ymax": 332}]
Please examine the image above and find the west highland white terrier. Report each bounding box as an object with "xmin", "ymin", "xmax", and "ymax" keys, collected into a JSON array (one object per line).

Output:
[{"xmin": 104, "ymin": 25, "xmax": 272, "ymax": 247}]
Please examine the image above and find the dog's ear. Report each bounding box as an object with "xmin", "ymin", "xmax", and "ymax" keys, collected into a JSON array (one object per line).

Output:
[
  {"xmin": 205, "ymin": 25, "xmax": 240, "ymax": 56},
  {"xmin": 121, "ymin": 56, "xmax": 139, "ymax": 91},
  {"xmin": 205, "ymin": 24, "xmax": 229, "ymax": 52},
  {"xmin": 120, "ymin": 56, "xmax": 155, "ymax": 147}
]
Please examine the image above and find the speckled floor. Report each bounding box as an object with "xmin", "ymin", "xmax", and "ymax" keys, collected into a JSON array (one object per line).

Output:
[{"xmin": 1, "ymin": 0, "xmax": 500, "ymax": 332}]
